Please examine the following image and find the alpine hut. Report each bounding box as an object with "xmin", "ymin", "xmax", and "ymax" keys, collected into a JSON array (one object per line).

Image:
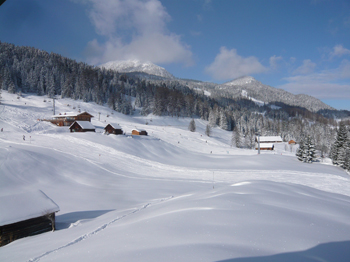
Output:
[
  {"xmin": 131, "ymin": 129, "xmax": 148, "ymax": 136},
  {"xmin": 104, "ymin": 123, "xmax": 123, "ymax": 135},
  {"xmin": 69, "ymin": 121, "xmax": 95, "ymax": 132},
  {"xmin": 0, "ymin": 190, "xmax": 60, "ymax": 247},
  {"xmin": 50, "ymin": 112, "xmax": 94, "ymax": 126}
]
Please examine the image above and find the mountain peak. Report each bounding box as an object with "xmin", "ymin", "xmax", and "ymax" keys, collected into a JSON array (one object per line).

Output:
[
  {"xmin": 99, "ymin": 60, "xmax": 175, "ymax": 79},
  {"xmin": 224, "ymin": 76, "xmax": 259, "ymax": 86}
]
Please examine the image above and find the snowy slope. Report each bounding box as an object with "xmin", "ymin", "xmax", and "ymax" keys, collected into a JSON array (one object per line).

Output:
[
  {"xmin": 99, "ymin": 60, "xmax": 175, "ymax": 79},
  {"xmin": 0, "ymin": 91, "xmax": 350, "ymax": 262}
]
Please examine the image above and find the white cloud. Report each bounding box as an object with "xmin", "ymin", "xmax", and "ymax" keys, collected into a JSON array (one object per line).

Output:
[
  {"xmin": 279, "ymin": 59, "xmax": 350, "ymax": 99},
  {"xmin": 293, "ymin": 59, "xmax": 317, "ymax": 75},
  {"xmin": 205, "ymin": 47, "xmax": 267, "ymax": 80},
  {"xmin": 77, "ymin": 0, "xmax": 193, "ymax": 65},
  {"xmin": 269, "ymin": 55, "xmax": 283, "ymax": 69},
  {"xmin": 86, "ymin": 33, "xmax": 193, "ymax": 66},
  {"xmin": 330, "ymin": 44, "xmax": 350, "ymax": 58}
]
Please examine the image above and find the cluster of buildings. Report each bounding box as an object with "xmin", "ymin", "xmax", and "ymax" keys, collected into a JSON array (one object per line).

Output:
[{"xmin": 50, "ymin": 111, "xmax": 147, "ymax": 136}]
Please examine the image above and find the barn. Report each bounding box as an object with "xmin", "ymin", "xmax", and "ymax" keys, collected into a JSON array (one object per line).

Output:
[
  {"xmin": 0, "ymin": 190, "xmax": 60, "ymax": 247},
  {"xmin": 69, "ymin": 121, "xmax": 95, "ymax": 132},
  {"xmin": 132, "ymin": 129, "xmax": 148, "ymax": 136},
  {"xmin": 104, "ymin": 123, "xmax": 123, "ymax": 135}
]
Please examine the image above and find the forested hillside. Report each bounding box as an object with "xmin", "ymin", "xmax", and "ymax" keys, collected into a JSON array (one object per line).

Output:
[{"xmin": 0, "ymin": 41, "xmax": 347, "ymax": 156}]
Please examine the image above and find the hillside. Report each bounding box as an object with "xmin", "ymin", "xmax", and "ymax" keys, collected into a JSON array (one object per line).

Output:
[{"xmin": 1, "ymin": 91, "xmax": 350, "ymax": 261}]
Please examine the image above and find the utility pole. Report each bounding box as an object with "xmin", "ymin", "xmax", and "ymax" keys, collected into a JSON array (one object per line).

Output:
[{"xmin": 98, "ymin": 112, "xmax": 101, "ymax": 121}]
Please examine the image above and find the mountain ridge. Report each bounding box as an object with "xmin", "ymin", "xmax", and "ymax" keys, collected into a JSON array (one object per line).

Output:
[{"xmin": 101, "ymin": 60, "xmax": 333, "ymax": 112}]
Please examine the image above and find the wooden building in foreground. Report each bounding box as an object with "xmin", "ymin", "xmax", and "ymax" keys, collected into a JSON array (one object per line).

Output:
[
  {"xmin": 0, "ymin": 190, "xmax": 60, "ymax": 247},
  {"xmin": 131, "ymin": 129, "xmax": 148, "ymax": 136},
  {"xmin": 69, "ymin": 121, "xmax": 95, "ymax": 132},
  {"xmin": 104, "ymin": 123, "xmax": 123, "ymax": 135}
]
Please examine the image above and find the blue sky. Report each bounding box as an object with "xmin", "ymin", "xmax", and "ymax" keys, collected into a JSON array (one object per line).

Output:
[{"xmin": 1, "ymin": 0, "xmax": 350, "ymax": 110}]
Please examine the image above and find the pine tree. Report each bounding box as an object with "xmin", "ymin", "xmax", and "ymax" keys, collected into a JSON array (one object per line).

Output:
[
  {"xmin": 205, "ymin": 124, "xmax": 212, "ymax": 137},
  {"xmin": 296, "ymin": 136, "xmax": 316, "ymax": 163},
  {"xmin": 188, "ymin": 119, "xmax": 196, "ymax": 132},
  {"xmin": 296, "ymin": 139, "xmax": 305, "ymax": 162},
  {"xmin": 331, "ymin": 122, "xmax": 349, "ymax": 168},
  {"xmin": 305, "ymin": 136, "xmax": 316, "ymax": 163},
  {"xmin": 232, "ymin": 127, "xmax": 242, "ymax": 148}
]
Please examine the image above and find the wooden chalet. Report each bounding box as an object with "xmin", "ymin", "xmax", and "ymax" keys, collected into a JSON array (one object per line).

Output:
[
  {"xmin": 69, "ymin": 121, "xmax": 95, "ymax": 132},
  {"xmin": 255, "ymin": 136, "xmax": 283, "ymax": 143},
  {"xmin": 255, "ymin": 143, "xmax": 275, "ymax": 151},
  {"xmin": 50, "ymin": 112, "xmax": 94, "ymax": 126},
  {"xmin": 288, "ymin": 140, "xmax": 296, "ymax": 145},
  {"xmin": 0, "ymin": 190, "xmax": 60, "ymax": 247},
  {"xmin": 104, "ymin": 123, "xmax": 123, "ymax": 135},
  {"xmin": 131, "ymin": 129, "xmax": 148, "ymax": 136}
]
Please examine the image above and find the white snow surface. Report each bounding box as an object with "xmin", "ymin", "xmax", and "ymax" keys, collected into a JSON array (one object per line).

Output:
[
  {"xmin": 0, "ymin": 190, "xmax": 59, "ymax": 226},
  {"xmin": 1, "ymin": 91, "xmax": 350, "ymax": 262}
]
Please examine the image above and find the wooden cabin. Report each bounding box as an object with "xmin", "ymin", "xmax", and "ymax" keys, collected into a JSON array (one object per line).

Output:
[
  {"xmin": 69, "ymin": 121, "xmax": 95, "ymax": 132},
  {"xmin": 255, "ymin": 143, "xmax": 275, "ymax": 151},
  {"xmin": 131, "ymin": 129, "xmax": 148, "ymax": 136},
  {"xmin": 0, "ymin": 190, "xmax": 60, "ymax": 247},
  {"xmin": 104, "ymin": 123, "xmax": 123, "ymax": 135},
  {"xmin": 255, "ymin": 136, "xmax": 283, "ymax": 143},
  {"xmin": 50, "ymin": 112, "xmax": 94, "ymax": 126},
  {"xmin": 288, "ymin": 140, "xmax": 296, "ymax": 145}
]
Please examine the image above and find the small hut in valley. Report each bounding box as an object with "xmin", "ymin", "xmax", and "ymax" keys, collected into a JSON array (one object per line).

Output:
[
  {"xmin": 69, "ymin": 121, "xmax": 95, "ymax": 132},
  {"xmin": 104, "ymin": 123, "xmax": 123, "ymax": 135},
  {"xmin": 131, "ymin": 129, "xmax": 148, "ymax": 136},
  {"xmin": 0, "ymin": 190, "xmax": 60, "ymax": 247}
]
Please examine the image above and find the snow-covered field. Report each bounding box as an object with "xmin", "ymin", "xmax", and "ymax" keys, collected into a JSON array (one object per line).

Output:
[{"xmin": 1, "ymin": 91, "xmax": 350, "ymax": 262}]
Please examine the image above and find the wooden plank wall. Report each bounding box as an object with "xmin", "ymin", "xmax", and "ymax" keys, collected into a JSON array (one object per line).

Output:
[{"xmin": 0, "ymin": 213, "xmax": 55, "ymax": 247}]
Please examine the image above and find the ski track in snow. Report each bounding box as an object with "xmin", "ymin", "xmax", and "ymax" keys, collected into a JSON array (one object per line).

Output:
[{"xmin": 27, "ymin": 196, "xmax": 174, "ymax": 262}]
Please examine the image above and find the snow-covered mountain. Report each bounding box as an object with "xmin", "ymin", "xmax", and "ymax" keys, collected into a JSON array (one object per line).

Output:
[
  {"xmin": 99, "ymin": 58, "xmax": 331, "ymax": 112},
  {"xmin": 100, "ymin": 60, "xmax": 175, "ymax": 79},
  {"xmin": 213, "ymin": 76, "xmax": 334, "ymax": 112}
]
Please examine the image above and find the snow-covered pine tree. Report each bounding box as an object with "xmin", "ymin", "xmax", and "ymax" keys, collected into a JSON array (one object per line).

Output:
[
  {"xmin": 205, "ymin": 124, "xmax": 212, "ymax": 137},
  {"xmin": 305, "ymin": 136, "xmax": 317, "ymax": 163},
  {"xmin": 296, "ymin": 136, "xmax": 316, "ymax": 163},
  {"xmin": 232, "ymin": 127, "xmax": 242, "ymax": 148},
  {"xmin": 296, "ymin": 138, "xmax": 305, "ymax": 162},
  {"xmin": 188, "ymin": 119, "xmax": 196, "ymax": 132},
  {"xmin": 331, "ymin": 122, "xmax": 349, "ymax": 168}
]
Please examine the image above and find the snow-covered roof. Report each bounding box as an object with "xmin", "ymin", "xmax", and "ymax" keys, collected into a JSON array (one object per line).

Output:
[
  {"xmin": 53, "ymin": 111, "xmax": 93, "ymax": 118},
  {"xmin": 257, "ymin": 136, "xmax": 283, "ymax": 142},
  {"xmin": 256, "ymin": 143, "xmax": 275, "ymax": 149},
  {"xmin": 71, "ymin": 121, "xmax": 95, "ymax": 129},
  {"xmin": 0, "ymin": 190, "xmax": 60, "ymax": 226},
  {"xmin": 106, "ymin": 123, "xmax": 122, "ymax": 129}
]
